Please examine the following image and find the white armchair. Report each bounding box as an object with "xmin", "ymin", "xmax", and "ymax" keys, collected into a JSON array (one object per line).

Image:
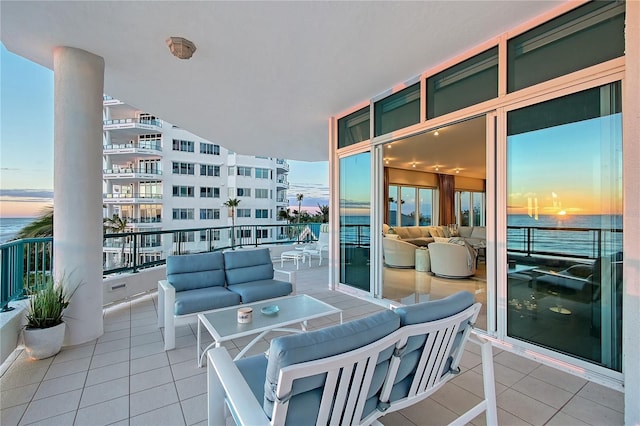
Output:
[
  {"xmin": 428, "ymin": 241, "xmax": 477, "ymax": 278},
  {"xmin": 383, "ymin": 237, "xmax": 417, "ymax": 268}
]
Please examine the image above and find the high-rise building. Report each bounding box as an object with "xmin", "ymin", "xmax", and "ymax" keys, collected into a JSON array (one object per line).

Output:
[{"xmin": 101, "ymin": 97, "xmax": 290, "ymax": 268}]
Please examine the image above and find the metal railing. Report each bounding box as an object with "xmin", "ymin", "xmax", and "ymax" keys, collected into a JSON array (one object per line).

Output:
[
  {"xmin": 1, "ymin": 238, "xmax": 53, "ymax": 311},
  {"xmin": 103, "ymin": 193, "xmax": 163, "ymax": 199},
  {"xmin": 104, "ymin": 143, "xmax": 162, "ymax": 151},
  {"xmin": 104, "ymin": 168, "xmax": 162, "ymax": 175},
  {"xmin": 103, "ymin": 118, "xmax": 162, "ymax": 127},
  {"xmin": 507, "ymin": 225, "xmax": 623, "ymax": 260}
]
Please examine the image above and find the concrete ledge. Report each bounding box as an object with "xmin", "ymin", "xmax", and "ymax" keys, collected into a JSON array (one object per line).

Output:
[{"xmin": 0, "ymin": 299, "xmax": 28, "ymax": 365}]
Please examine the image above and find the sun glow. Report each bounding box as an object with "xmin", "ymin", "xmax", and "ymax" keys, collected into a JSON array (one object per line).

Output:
[{"xmin": 558, "ymin": 210, "xmax": 567, "ymax": 216}]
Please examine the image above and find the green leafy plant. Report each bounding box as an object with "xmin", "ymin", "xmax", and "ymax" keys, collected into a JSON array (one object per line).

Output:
[{"xmin": 25, "ymin": 280, "xmax": 76, "ymax": 329}]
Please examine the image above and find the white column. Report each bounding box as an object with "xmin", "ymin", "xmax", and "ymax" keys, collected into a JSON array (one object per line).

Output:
[{"xmin": 53, "ymin": 47, "xmax": 105, "ymax": 345}]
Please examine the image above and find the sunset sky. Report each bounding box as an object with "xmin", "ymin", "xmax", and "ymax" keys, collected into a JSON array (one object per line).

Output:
[{"xmin": 0, "ymin": 44, "xmax": 328, "ymax": 219}]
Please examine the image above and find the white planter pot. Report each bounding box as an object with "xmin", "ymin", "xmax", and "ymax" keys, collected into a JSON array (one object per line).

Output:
[{"xmin": 23, "ymin": 323, "xmax": 66, "ymax": 360}]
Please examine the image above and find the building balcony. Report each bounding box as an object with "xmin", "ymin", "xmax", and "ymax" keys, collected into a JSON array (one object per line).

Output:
[
  {"xmin": 276, "ymin": 178, "xmax": 289, "ymax": 188},
  {"xmin": 103, "ymin": 142, "xmax": 162, "ymax": 155},
  {"xmin": 276, "ymin": 158, "xmax": 289, "ymax": 172},
  {"xmin": 103, "ymin": 168, "xmax": 163, "ymax": 181},
  {"xmin": 103, "ymin": 117, "xmax": 162, "ymax": 132},
  {"xmin": 103, "ymin": 193, "xmax": 163, "ymax": 204},
  {"xmin": 276, "ymin": 198, "xmax": 289, "ymax": 206},
  {"xmin": 102, "ymin": 95, "xmax": 124, "ymax": 106}
]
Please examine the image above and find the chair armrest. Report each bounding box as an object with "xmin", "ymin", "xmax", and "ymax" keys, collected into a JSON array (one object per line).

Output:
[
  {"xmin": 157, "ymin": 280, "xmax": 175, "ymax": 328},
  {"xmin": 207, "ymin": 347, "xmax": 271, "ymax": 426},
  {"xmin": 274, "ymin": 269, "xmax": 297, "ymax": 294}
]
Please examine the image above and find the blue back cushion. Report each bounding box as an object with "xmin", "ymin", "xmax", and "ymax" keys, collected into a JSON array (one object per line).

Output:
[
  {"xmin": 166, "ymin": 252, "xmax": 225, "ymax": 292},
  {"xmin": 263, "ymin": 310, "xmax": 400, "ymax": 422},
  {"xmin": 224, "ymin": 248, "xmax": 274, "ymax": 285},
  {"xmin": 390, "ymin": 291, "xmax": 475, "ymax": 400}
]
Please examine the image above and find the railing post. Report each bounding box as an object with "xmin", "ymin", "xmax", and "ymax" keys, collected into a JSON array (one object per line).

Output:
[
  {"xmin": 526, "ymin": 228, "xmax": 532, "ymax": 257},
  {"xmin": 132, "ymin": 233, "xmax": 139, "ymax": 273}
]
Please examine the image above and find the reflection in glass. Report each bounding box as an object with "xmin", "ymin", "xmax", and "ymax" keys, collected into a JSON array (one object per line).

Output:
[
  {"xmin": 400, "ymin": 187, "xmax": 416, "ymax": 226},
  {"xmin": 419, "ymin": 188, "xmax": 433, "ymax": 225},
  {"xmin": 506, "ymin": 82, "xmax": 622, "ymax": 371},
  {"xmin": 388, "ymin": 185, "xmax": 398, "ymax": 227},
  {"xmin": 339, "ymin": 153, "xmax": 371, "ymax": 292}
]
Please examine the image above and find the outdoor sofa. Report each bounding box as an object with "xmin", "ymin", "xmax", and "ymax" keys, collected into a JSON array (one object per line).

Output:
[{"xmin": 158, "ymin": 248, "xmax": 296, "ymax": 350}]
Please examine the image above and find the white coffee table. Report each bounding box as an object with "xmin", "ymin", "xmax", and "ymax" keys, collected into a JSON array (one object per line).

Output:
[
  {"xmin": 280, "ymin": 250, "xmax": 307, "ymax": 269},
  {"xmin": 197, "ymin": 294, "xmax": 342, "ymax": 367}
]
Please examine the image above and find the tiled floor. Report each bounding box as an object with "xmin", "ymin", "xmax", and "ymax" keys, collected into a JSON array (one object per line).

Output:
[{"xmin": 1, "ymin": 263, "xmax": 624, "ymax": 426}]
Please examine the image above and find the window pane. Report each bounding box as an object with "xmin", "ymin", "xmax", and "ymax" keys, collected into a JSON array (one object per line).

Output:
[
  {"xmin": 339, "ymin": 153, "xmax": 370, "ymax": 291},
  {"xmin": 338, "ymin": 106, "xmax": 370, "ymax": 149},
  {"xmin": 374, "ymin": 83, "xmax": 420, "ymax": 136},
  {"xmin": 400, "ymin": 187, "xmax": 416, "ymax": 226},
  {"xmin": 506, "ymin": 81, "xmax": 623, "ymax": 371},
  {"xmin": 418, "ymin": 188, "xmax": 433, "ymax": 226},
  {"xmin": 427, "ymin": 47, "xmax": 498, "ymax": 119},
  {"xmin": 388, "ymin": 185, "xmax": 398, "ymax": 227},
  {"xmin": 507, "ymin": 1, "xmax": 624, "ymax": 93},
  {"xmin": 459, "ymin": 192, "xmax": 471, "ymax": 226}
]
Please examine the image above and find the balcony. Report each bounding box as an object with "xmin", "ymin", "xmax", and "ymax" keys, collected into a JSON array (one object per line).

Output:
[
  {"xmin": 103, "ymin": 117, "xmax": 162, "ymax": 132},
  {"xmin": 276, "ymin": 177, "xmax": 289, "ymax": 188},
  {"xmin": 103, "ymin": 142, "xmax": 162, "ymax": 156},
  {"xmin": 102, "ymin": 95, "xmax": 124, "ymax": 106},
  {"xmin": 0, "ymin": 260, "xmax": 624, "ymax": 425},
  {"xmin": 103, "ymin": 168, "xmax": 163, "ymax": 181},
  {"xmin": 275, "ymin": 158, "xmax": 289, "ymax": 172},
  {"xmin": 103, "ymin": 193, "xmax": 163, "ymax": 204}
]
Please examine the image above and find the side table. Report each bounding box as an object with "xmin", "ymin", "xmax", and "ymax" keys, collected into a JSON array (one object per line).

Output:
[{"xmin": 415, "ymin": 248, "xmax": 431, "ymax": 272}]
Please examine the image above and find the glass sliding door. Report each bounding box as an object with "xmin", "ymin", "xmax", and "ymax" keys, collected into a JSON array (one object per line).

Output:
[
  {"xmin": 339, "ymin": 152, "xmax": 371, "ymax": 292},
  {"xmin": 506, "ymin": 81, "xmax": 623, "ymax": 371}
]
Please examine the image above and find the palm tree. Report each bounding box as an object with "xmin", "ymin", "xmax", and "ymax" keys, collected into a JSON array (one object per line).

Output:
[
  {"xmin": 223, "ymin": 198, "xmax": 241, "ymax": 247},
  {"xmin": 278, "ymin": 209, "xmax": 291, "ymax": 223},
  {"xmin": 103, "ymin": 214, "xmax": 129, "ymax": 266},
  {"xmin": 296, "ymin": 193, "xmax": 304, "ymax": 224},
  {"xmin": 317, "ymin": 204, "xmax": 329, "ymax": 223},
  {"xmin": 16, "ymin": 206, "xmax": 53, "ymax": 239}
]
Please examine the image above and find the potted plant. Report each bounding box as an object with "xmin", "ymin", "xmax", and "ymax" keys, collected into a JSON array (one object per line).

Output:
[{"xmin": 23, "ymin": 279, "xmax": 76, "ymax": 360}]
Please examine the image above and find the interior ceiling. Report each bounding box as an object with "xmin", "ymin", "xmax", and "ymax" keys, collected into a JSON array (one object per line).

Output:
[
  {"xmin": 384, "ymin": 116, "xmax": 486, "ymax": 179},
  {"xmin": 0, "ymin": 1, "xmax": 563, "ymax": 161}
]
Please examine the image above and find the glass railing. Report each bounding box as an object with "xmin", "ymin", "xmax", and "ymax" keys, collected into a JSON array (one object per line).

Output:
[
  {"xmin": 104, "ymin": 142, "xmax": 162, "ymax": 151},
  {"xmin": 103, "ymin": 118, "xmax": 162, "ymax": 127},
  {"xmin": 0, "ymin": 238, "xmax": 53, "ymax": 311},
  {"xmin": 104, "ymin": 168, "xmax": 163, "ymax": 175},
  {"xmin": 103, "ymin": 193, "xmax": 163, "ymax": 199}
]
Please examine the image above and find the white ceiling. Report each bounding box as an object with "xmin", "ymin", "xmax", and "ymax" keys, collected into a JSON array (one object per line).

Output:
[
  {"xmin": 384, "ymin": 116, "xmax": 486, "ymax": 179},
  {"xmin": 0, "ymin": 1, "xmax": 563, "ymax": 161}
]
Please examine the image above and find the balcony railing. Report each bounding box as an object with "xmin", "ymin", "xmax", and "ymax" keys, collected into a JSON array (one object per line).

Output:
[
  {"xmin": 103, "ymin": 193, "xmax": 163, "ymax": 199},
  {"xmin": 0, "ymin": 238, "xmax": 53, "ymax": 311},
  {"xmin": 103, "ymin": 168, "xmax": 163, "ymax": 175},
  {"xmin": 103, "ymin": 118, "xmax": 162, "ymax": 128},
  {"xmin": 104, "ymin": 142, "xmax": 162, "ymax": 152},
  {"xmin": 2, "ymin": 224, "xmax": 622, "ymax": 311}
]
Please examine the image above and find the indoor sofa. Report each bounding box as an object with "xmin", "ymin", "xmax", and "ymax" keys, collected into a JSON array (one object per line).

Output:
[{"xmin": 158, "ymin": 248, "xmax": 296, "ymax": 350}]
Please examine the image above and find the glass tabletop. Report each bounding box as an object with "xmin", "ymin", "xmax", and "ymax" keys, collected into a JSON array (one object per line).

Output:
[{"xmin": 199, "ymin": 294, "xmax": 341, "ymax": 341}]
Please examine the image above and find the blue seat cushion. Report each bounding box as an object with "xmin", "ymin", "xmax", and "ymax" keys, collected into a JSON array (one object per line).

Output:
[
  {"xmin": 390, "ymin": 291, "xmax": 475, "ymax": 401},
  {"xmin": 174, "ymin": 287, "xmax": 240, "ymax": 316},
  {"xmin": 263, "ymin": 309, "xmax": 400, "ymax": 421},
  {"xmin": 167, "ymin": 252, "xmax": 225, "ymax": 292},
  {"xmin": 227, "ymin": 279, "xmax": 292, "ymax": 303},
  {"xmin": 235, "ymin": 355, "xmax": 268, "ymax": 407},
  {"xmin": 224, "ymin": 249, "xmax": 274, "ymax": 285}
]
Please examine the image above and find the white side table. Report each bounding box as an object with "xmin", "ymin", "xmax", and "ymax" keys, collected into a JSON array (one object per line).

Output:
[{"xmin": 415, "ymin": 248, "xmax": 431, "ymax": 272}]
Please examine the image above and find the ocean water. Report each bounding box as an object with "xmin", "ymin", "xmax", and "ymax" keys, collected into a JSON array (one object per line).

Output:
[{"xmin": 0, "ymin": 218, "xmax": 34, "ymax": 244}]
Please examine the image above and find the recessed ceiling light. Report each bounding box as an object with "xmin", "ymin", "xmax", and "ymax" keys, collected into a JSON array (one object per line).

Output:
[
  {"xmin": 435, "ymin": 166, "xmax": 439, "ymax": 171},
  {"xmin": 455, "ymin": 168, "xmax": 460, "ymax": 174},
  {"xmin": 434, "ymin": 130, "xmax": 439, "ymax": 136},
  {"xmin": 412, "ymin": 163, "xmax": 416, "ymax": 168}
]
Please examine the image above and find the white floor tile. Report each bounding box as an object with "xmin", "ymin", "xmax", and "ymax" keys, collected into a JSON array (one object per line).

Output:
[
  {"xmin": 80, "ymin": 376, "xmax": 129, "ymax": 408},
  {"xmin": 496, "ymin": 388, "xmax": 556, "ymax": 425},
  {"xmin": 175, "ymin": 373, "xmax": 206, "ymax": 401},
  {"xmin": 86, "ymin": 360, "xmax": 130, "ymax": 387},
  {"xmin": 130, "ymin": 352, "xmax": 169, "ymax": 375},
  {"xmin": 130, "ymin": 366, "xmax": 173, "ymax": 394},
  {"xmin": 19, "ymin": 389, "xmax": 82, "ymax": 425},
  {"xmin": 180, "ymin": 393, "xmax": 207, "ymax": 426},
  {"xmin": 75, "ymin": 395, "xmax": 128, "ymax": 426},
  {"xmin": 1, "ymin": 383, "xmax": 38, "ymax": 409},
  {"xmin": 33, "ymin": 371, "xmax": 86, "ymax": 400},
  {"xmin": 129, "ymin": 382, "xmax": 179, "ymax": 417},
  {"xmin": 130, "ymin": 402, "xmax": 185, "ymax": 426}
]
